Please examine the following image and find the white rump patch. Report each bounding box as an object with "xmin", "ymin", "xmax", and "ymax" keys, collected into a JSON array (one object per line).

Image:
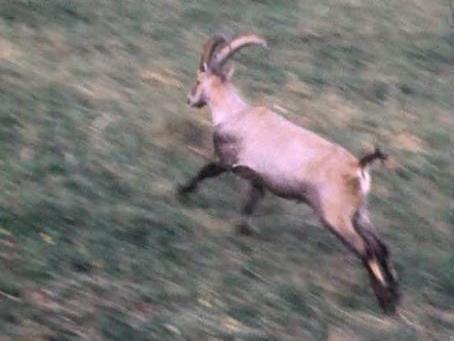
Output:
[{"xmin": 358, "ymin": 169, "xmax": 371, "ymax": 195}]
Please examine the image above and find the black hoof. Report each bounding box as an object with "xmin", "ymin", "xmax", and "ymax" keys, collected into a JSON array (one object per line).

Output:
[
  {"xmin": 381, "ymin": 292, "xmax": 400, "ymax": 315},
  {"xmin": 374, "ymin": 282, "xmax": 401, "ymax": 315},
  {"xmin": 236, "ymin": 222, "xmax": 256, "ymax": 236},
  {"xmin": 176, "ymin": 184, "xmax": 192, "ymax": 202}
]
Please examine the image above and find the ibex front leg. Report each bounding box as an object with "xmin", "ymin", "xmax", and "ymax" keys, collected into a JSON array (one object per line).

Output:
[
  {"xmin": 233, "ymin": 165, "xmax": 265, "ymax": 235},
  {"xmin": 236, "ymin": 180, "xmax": 265, "ymax": 234},
  {"xmin": 177, "ymin": 162, "xmax": 228, "ymax": 196}
]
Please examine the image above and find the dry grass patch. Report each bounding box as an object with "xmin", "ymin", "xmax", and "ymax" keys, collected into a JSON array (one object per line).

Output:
[
  {"xmin": 0, "ymin": 36, "xmax": 21, "ymax": 61},
  {"xmin": 390, "ymin": 132, "xmax": 428, "ymax": 153},
  {"xmin": 141, "ymin": 67, "xmax": 183, "ymax": 89}
]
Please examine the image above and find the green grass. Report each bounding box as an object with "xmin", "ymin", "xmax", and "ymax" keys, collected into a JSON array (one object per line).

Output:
[{"xmin": 0, "ymin": 0, "xmax": 453, "ymax": 339}]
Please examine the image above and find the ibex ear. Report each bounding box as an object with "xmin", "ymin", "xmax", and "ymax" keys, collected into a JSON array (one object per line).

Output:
[
  {"xmin": 202, "ymin": 62, "xmax": 209, "ymax": 72},
  {"xmin": 223, "ymin": 64, "xmax": 235, "ymax": 81}
]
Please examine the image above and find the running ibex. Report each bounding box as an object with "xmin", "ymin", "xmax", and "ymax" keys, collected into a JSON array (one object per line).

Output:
[{"xmin": 178, "ymin": 33, "xmax": 400, "ymax": 314}]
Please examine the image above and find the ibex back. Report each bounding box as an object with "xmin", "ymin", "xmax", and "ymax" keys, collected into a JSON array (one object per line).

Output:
[{"xmin": 179, "ymin": 33, "xmax": 400, "ymax": 314}]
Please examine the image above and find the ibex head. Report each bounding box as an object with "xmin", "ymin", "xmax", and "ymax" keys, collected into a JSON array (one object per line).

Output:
[{"xmin": 187, "ymin": 33, "xmax": 267, "ymax": 108}]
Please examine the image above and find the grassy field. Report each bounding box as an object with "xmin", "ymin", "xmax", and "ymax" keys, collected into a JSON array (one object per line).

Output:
[{"xmin": 0, "ymin": 0, "xmax": 453, "ymax": 339}]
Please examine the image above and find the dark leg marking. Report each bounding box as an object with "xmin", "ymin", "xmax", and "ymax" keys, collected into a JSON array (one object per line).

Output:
[
  {"xmin": 232, "ymin": 165, "xmax": 262, "ymax": 183},
  {"xmin": 232, "ymin": 165, "xmax": 265, "ymax": 235},
  {"xmin": 364, "ymin": 255, "xmax": 400, "ymax": 315},
  {"xmin": 177, "ymin": 162, "xmax": 228, "ymax": 196},
  {"xmin": 242, "ymin": 181, "xmax": 265, "ymax": 216},
  {"xmin": 353, "ymin": 211, "xmax": 400, "ymax": 314},
  {"xmin": 237, "ymin": 180, "xmax": 265, "ymax": 235}
]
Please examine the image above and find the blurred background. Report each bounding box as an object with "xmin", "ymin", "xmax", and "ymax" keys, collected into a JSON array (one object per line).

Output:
[{"xmin": 0, "ymin": 0, "xmax": 453, "ymax": 339}]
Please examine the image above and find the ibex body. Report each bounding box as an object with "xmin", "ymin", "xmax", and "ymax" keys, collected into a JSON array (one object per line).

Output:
[{"xmin": 179, "ymin": 33, "xmax": 399, "ymax": 313}]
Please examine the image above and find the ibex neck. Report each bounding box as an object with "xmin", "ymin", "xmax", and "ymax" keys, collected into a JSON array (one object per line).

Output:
[{"xmin": 208, "ymin": 83, "xmax": 247, "ymax": 126}]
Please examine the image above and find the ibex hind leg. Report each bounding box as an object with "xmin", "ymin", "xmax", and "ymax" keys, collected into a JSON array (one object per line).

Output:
[
  {"xmin": 353, "ymin": 207, "xmax": 400, "ymax": 314},
  {"xmin": 321, "ymin": 197, "xmax": 399, "ymax": 314}
]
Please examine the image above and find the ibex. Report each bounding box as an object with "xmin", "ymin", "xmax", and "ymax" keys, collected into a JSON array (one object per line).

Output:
[{"xmin": 178, "ymin": 33, "xmax": 400, "ymax": 314}]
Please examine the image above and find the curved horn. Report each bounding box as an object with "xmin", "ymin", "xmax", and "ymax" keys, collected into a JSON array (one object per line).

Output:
[
  {"xmin": 199, "ymin": 34, "xmax": 228, "ymax": 71},
  {"xmin": 212, "ymin": 33, "xmax": 267, "ymax": 69}
]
